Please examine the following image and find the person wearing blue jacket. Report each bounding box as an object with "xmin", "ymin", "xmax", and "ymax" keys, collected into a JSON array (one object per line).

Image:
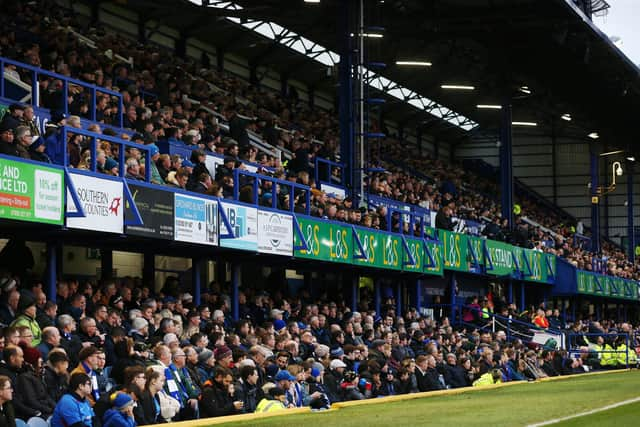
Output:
[
  {"xmin": 103, "ymin": 393, "xmax": 136, "ymax": 427},
  {"xmin": 51, "ymin": 373, "xmax": 95, "ymax": 427}
]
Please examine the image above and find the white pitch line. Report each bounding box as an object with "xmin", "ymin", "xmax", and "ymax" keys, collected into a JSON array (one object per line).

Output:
[{"xmin": 526, "ymin": 396, "xmax": 640, "ymax": 427}]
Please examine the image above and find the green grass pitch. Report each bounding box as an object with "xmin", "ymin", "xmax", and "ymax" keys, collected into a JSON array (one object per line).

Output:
[{"xmin": 219, "ymin": 370, "xmax": 640, "ymax": 427}]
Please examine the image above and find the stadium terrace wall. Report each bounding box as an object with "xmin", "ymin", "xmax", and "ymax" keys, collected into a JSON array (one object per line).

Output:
[{"xmin": 1, "ymin": 156, "xmax": 638, "ymax": 302}]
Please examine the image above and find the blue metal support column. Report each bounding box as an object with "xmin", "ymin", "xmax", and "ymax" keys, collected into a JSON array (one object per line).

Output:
[
  {"xmin": 231, "ymin": 263, "xmax": 241, "ymax": 321},
  {"xmin": 396, "ymin": 281, "xmax": 402, "ymax": 317},
  {"xmin": 338, "ymin": 0, "xmax": 355, "ymax": 192},
  {"xmin": 351, "ymin": 275, "xmax": 358, "ymax": 312},
  {"xmin": 520, "ymin": 282, "xmax": 525, "ymax": 312},
  {"xmin": 192, "ymin": 258, "xmax": 202, "ymax": 307},
  {"xmin": 507, "ymin": 280, "xmax": 513, "ymax": 305},
  {"xmin": 414, "ymin": 279, "xmax": 422, "ymax": 311},
  {"xmin": 101, "ymin": 250, "xmax": 113, "ymax": 280},
  {"xmin": 46, "ymin": 242, "xmax": 58, "ymax": 302},
  {"xmin": 500, "ymin": 99, "xmax": 514, "ymax": 229},
  {"xmin": 590, "ymin": 142, "xmax": 601, "ymax": 254},
  {"xmin": 374, "ymin": 280, "xmax": 381, "ymax": 316},
  {"xmin": 627, "ymin": 160, "xmax": 635, "ymax": 262},
  {"xmin": 143, "ymin": 252, "xmax": 155, "ymax": 290},
  {"xmin": 304, "ymin": 272, "xmax": 314, "ymax": 299}
]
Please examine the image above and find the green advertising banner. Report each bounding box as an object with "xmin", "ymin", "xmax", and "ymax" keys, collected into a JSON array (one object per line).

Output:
[
  {"xmin": 468, "ymin": 236, "xmax": 485, "ymax": 273},
  {"xmin": 293, "ymin": 217, "xmax": 351, "ymax": 264},
  {"xmin": 484, "ymin": 239, "xmax": 515, "ymax": 277},
  {"xmin": 577, "ymin": 270, "xmax": 638, "ymax": 300},
  {"xmin": 0, "ymin": 158, "xmax": 64, "ymax": 225},
  {"xmin": 352, "ymin": 227, "xmax": 402, "ymax": 270},
  {"xmin": 402, "ymin": 237, "xmax": 443, "ymax": 276},
  {"xmin": 439, "ymin": 229, "xmax": 469, "ymax": 272},
  {"xmin": 513, "ymin": 248, "xmax": 555, "ymax": 284}
]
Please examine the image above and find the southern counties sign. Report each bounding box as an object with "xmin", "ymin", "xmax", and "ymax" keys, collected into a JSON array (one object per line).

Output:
[
  {"xmin": 220, "ymin": 201, "xmax": 258, "ymax": 251},
  {"xmin": 257, "ymin": 210, "xmax": 293, "ymax": 256},
  {"xmin": 66, "ymin": 173, "xmax": 123, "ymax": 233},
  {"xmin": 0, "ymin": 157, "xmax": 63, "ymax": 225},
  {"xmin": 174, "ymin": 193, "xmax": 218, "ymax": 245}
]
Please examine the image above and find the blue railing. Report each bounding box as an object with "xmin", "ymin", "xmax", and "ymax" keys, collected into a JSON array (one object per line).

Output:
[
  {"xmin": 233, "ymin": 168, "xmax": 311, "ymax": 215},
  {"xmin": 566, "ymin": 333, "xmax": 632, "ymax": 368},
  {"xmin": 315, "ymin": 157, "xmax": 345, "ymax": 186},
  {"xmin": 425, "ymin": 303, "xmax": 562, "ymax": 344},
  {"xmin": 62, "ymin": 126, "xmax": 151, "ymax": 182},
  {"xmin": 368, "ymin": 194, "xmax": 433, "ymax": 227},
  {"xmin": 0, "ymin": 56, "xmax": 123, "ymax": 127}
]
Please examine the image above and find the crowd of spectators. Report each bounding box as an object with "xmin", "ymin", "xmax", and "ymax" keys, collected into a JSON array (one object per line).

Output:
[
  {"xmin": 0, "ymin": 0, "xmax": 638, "ymax": 282},
  {"xmin": 0, "ymin": 272, "xmax": 636, "ymax": 427}
]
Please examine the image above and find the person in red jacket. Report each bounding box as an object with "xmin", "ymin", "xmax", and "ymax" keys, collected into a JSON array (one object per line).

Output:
[{"xmin": 533, "ymin": 309, "xmax": 550, "ymax": 329}]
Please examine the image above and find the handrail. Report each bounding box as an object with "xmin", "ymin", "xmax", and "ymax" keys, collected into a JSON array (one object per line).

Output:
[
  {"xmin": 0, "ymin": 55, "xmax": 123, "ymax": 128},
  {"xmin": 61, "ymin": 126, "xmax": 151, "ymax": 183},
  {"xmin": 385, "ymin": 206, "xmax": 428, "ymax": 238},
  {"xmin": 232, "ymin": 168, "xmax": 311, "ymax": 215},
  {"xmin": 315, "ymin": 157, "xmax": 345, "ymax": 187}
]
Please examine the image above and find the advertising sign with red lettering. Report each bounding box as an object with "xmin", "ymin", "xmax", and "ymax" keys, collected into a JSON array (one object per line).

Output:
[{"xmin": 66, "ymin": 172, "xmax": 124, "ymax": 233}]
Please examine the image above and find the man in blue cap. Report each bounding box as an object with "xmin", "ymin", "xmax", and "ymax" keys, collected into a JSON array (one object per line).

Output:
[
  {"xmin": 146, "ymin": 144, "xmax": 164, "ymax": 184},
  {"xmin": 274, "ymin": 370, "xmax": 298, "ymax": 408}
]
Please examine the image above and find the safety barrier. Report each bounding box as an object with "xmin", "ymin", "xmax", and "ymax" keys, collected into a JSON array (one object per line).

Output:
[
  {"xmin": 566, "ymin": 333, "xmax": 635, "ymax": 369},
  {"xmin": 426, "ymin": 303, "xmax": 562, "ymax": 345},
  {"xmin": 0, "ymin": 56, "xmax": 123, "ymax": 127},
  {"xmin": 233, "ymin": 168, "xmax": 311, "ymax": 215},
  {"xmin": 61, "ymin": 126, "xmax": 152, "ymax": 182},
  {"xmin": 315, "ymin": 156, "xmax": 345, "ymax": 187}
]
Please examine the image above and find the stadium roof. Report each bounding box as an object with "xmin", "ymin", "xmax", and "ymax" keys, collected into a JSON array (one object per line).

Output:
[{"xmin": 127, "ymin": 0, "xmax": 640, "ymax": 152}]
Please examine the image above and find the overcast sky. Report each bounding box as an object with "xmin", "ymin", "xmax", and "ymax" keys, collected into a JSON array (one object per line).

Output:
[{"xmin": 593, "ymin": 0, "xmax": 640, "ymax": 66}]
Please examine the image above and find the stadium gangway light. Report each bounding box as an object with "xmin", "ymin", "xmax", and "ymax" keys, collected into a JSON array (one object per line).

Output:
[
  {"xmin": 358, "ymin": 132, "xmax": 386, "ymax": 138},
  {"xmin": 359, "ymin": 98, "xmax": 386, "ymax": 104}
]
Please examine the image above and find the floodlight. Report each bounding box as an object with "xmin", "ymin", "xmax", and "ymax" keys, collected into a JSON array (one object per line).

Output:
[{"xmin": 441, "ymin": 85, "xmax": 475, "ymax": 90}]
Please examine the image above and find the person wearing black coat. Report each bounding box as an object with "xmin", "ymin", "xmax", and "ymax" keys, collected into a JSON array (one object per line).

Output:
[
  {"xmin": 199, "ymin": 368, "xmax": 243, "ymax": 418},
  {"xmin": 0, "ymin": 375, "xmax": 16, "ymax": 427},
  {"xmin": 443, "ymin": 354, "xmax": 469, "ymax": 388},
  {"xmin": 43, "ymin": 358, "xmax": 69, "ymax": 404},
  {"xmin": 14, "ymin": 345, "xmax": 56, "ymax": 419},
  {"xmin": 186, "ymin": 150, "xmax": 211, "ymax": 191},
  {"xmin": 435, "ymin": 206, "xmax": 454, "ymax": 231},
  {"xmin": 233, "ymin": 366, "xmax": 260, "ymax": 414},
  {"xmin": 0, "ymin": 105, "xmax": 23, "ymax": 133},
  {"xmin": 137, "ymin": 389, "xmax": 162, "ymax": 426},
  {"xmin": 415, "ymin": 355, "xmax": 445, "ymax": 392},
  {"xmin": 0, "ymin": 349, "xmax": 41, "ymax": 420}
]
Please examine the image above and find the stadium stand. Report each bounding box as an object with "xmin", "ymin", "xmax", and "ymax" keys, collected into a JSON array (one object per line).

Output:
[
  {"xmin": 0, "ymin": 0, "xmax": 638, "ymax": 425},
  {"xmin": 0, "ymin": 0, "xmax": 637, "ymax": 282}
]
